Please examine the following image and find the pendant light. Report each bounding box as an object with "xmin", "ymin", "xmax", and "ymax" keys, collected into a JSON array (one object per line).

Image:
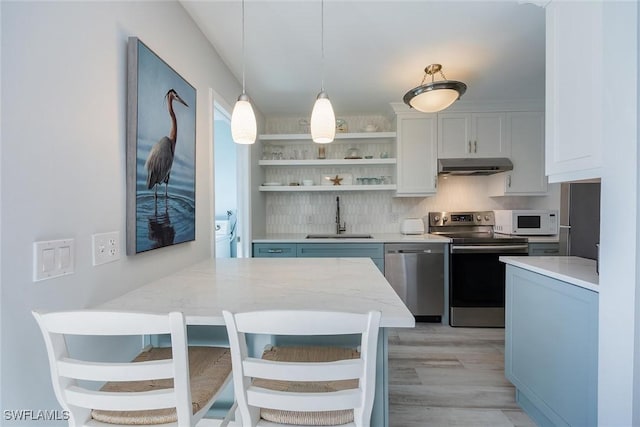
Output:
[
  {"xmin": 403, "ymin": 64, "xmax": 467, "ymax": 113},
  {"xmin": 310, "ymin": 0, "xmax": 335, "ymax": 144},
  {"xmin": 231, "ymin": 0, "xmax": 257, "ymax": 144}
]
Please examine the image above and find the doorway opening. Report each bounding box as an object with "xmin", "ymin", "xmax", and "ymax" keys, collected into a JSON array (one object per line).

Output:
[{"xmin": 213, "ymin": 103, "xmax": 237, "ymax": 258}]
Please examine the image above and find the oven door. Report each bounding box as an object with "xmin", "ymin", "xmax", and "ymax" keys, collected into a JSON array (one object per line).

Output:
[{"xmin": 449, "ymin": 243, "xmax": 528, "ymax": 327}]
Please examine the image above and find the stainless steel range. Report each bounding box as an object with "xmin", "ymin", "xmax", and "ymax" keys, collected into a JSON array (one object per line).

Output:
[{"xmin": 428, "ymin": 211, "xmax": 529, "ymax": 327}]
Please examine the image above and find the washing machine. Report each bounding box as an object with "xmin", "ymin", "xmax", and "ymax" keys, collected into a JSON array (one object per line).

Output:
[{"xmin": 215, "ymin": 220, "xmax": 231, "ymax": 258}]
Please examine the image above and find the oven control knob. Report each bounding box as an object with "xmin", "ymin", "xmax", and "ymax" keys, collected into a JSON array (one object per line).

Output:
[
  {"xmin": 485, "ymin": 215, "xmax": 490, "ymax": 221},
  {"xmin": 434, "ymin": 215, "xmax": 440, "ymax": 222},
  {"xmin": 442, "ymin": 216, "xmax": 448, "ymax": 224},
  {"xmin": 476, "ymin": 215, "xmax": 481, "ymax": 221}
]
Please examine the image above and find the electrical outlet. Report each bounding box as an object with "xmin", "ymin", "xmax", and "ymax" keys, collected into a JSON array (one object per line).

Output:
[{"xmin": 92, "ymin": 231, "xmax": 121, "ymax": 266}]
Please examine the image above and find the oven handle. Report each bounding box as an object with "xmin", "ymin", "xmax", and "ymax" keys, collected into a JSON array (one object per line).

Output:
[
  {"xmin": 386, "ymin": 249, "xmax": 436, "ymax": 254},
  {"xmin": 451, "ymin": 244, "xmax": 529, "ymax": 253}
]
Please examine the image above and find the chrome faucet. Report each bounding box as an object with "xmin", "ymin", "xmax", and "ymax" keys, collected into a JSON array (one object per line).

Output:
[{"xmin": 336, "ymin": 196, "xmax": 346, "ymax": 234}]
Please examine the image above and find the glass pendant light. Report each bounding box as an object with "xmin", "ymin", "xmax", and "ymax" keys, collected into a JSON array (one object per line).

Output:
[
  {"xmin": 310, "ymin": 0, "xmax": 335, "ymax": 144},
  {"xmin": 403, "ymin": 64, "xmax": 467, "ymax": 113},
  {"xmin": 231, "ymin": 0, "xmax": 256, "ymax": 144}
]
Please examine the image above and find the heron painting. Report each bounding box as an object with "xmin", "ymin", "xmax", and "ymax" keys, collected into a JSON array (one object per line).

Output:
[
  {"xmin": 145, "ymin": 88, "xmax": 189, "ymax": 199},
  {"xmin": 126, "ymin": 37, "xmax": 196, "ymax": 255}
]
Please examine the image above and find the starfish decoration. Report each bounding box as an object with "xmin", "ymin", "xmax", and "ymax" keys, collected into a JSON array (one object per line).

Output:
[{"xmin": 330, "ymin": 175, "xmax": 343, "ymax": 186}]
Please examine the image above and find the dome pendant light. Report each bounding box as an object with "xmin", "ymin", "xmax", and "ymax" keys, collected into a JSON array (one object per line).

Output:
[
  {"xmin": 310, "ymin": 0, "xmax": 335, "ymax": 144},
  {"xmin": 403, "ymin": 64, "xmax": 467, "ymax": 113},
  {"xmin": 231, "ymin": 0, "xmax": 256, "ymax": 144}
]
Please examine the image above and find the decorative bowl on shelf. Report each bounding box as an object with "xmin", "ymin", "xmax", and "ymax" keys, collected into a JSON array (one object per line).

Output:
[{"xmin": 345, "ymin": 147, "xmax": 360, "ymax": 159}]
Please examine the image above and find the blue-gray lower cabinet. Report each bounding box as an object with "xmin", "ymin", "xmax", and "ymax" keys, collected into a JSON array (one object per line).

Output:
[
  {"xmin": 252, "ymin": 243, "xmax": 297, "ymax": 258},
  {"xmin": 253, "ymin": 242, "xmax": 384, "ymax": 272},
  {"xmin": 505, "ymin": 265, "xmax": 598, "ymax": 427},
  {"xmin": 528, "ymin": 242, "xmax": 560, "ymax": 256},
  {"xmin": 296, "ymin": 243, "xmax": 384, "ymax": 272}
]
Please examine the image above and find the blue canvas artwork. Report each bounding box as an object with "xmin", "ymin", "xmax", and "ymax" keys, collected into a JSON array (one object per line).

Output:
[{"xmin": 126, "ymin": 37, "xmax": 196, "ymax": 254}]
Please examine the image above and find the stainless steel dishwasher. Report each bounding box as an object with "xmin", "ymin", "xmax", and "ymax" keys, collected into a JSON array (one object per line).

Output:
[{"xmin": 384, "ymin": 243, "xmax": 444, "ymax": 322}]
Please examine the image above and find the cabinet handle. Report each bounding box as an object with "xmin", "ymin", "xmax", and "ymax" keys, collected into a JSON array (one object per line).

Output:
[
  {"xmin": 474, "ymin": 140, "xmax": 478, "ymax": 153},
  {"xmin": 468, "ymin": 141, "xmax": 472, "ymax": 153},
  {"xmin": 434, "ymin": 174, "xmax": 438, "ymax": 188},
  {"xmin": 507, "ymin": 175, "xmax": 512, "ymax": 188},
  {"xmin": 267, "ymin": 249, "xmax": 284, "ymax": 253}
]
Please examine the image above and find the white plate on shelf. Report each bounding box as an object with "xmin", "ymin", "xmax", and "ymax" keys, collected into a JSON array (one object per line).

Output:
[{"xmin": 263, "ymin": 182, "xmax": 282, "ymax": 186}]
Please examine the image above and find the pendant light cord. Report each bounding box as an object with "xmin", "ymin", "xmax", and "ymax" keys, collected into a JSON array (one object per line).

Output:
[
  {"xmin": 320, "ymin": 0, "xmax": 325, "ymax": 92},
  {"xmin": 241, "ymin": 0, "xmax": 246, "ymax": 94}
]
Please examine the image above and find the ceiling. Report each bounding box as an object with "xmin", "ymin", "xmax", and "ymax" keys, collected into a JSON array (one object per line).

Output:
[{"xmin": 180, "ymin": 1, "xmax": 545, "ymax": 117}]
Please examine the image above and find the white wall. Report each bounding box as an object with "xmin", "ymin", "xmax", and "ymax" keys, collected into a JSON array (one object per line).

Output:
[
  {"xmin": 598, "ymin": 1, "xmax": 639, "ymax": 425},
  {"xmin": 0, "ymin": 0, "xmax": 4, "ymax": 415},
  {"xmin": 636, "ymin": 4, "xmax": 640, "ymax": 424},
  {"xmin": 0, "ymin": 1, "xmax": 244, "ymax": 422}
]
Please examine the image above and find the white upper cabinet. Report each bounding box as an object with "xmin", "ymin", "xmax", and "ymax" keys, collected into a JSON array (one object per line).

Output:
[
  {"xmin": 489, "ymin": 112, "xmax": 547, "ymax": 196},
  {"xmin": 395, "ymin": 113, "xmax": 438, "ymax": 196},
  {"xmin": 545, "ymin": 0, "xmax": 603, "ymax": 182},
  {"xmin": 438, "ymin": 112, "xmax": 510, "ymax": 158}
]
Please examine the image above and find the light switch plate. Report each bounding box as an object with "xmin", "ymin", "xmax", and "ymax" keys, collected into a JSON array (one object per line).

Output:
[
  {"xmin": 92, "ymin": 231, "xmax": 121, "ymax": 266},
  {"xmin": 33, "ymin": 239, "xmax": 75, "ymax": 282}
]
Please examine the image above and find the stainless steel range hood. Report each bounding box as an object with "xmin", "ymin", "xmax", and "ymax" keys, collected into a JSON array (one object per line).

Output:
[{"xmin": 438, "ymin": 158, "xmax": 513, "ymax": 176}]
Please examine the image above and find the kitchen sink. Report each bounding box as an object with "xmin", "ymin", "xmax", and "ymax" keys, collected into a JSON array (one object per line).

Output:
[{"xmin": 306, "ymin": 234, "xmax": 373, "ymax": 239}]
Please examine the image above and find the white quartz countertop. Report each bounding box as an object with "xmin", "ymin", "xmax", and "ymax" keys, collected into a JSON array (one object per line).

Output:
[
  {"xmin": 253, "ymin": 233, "xmax": 451, "ymax": 243},
  {"xmin": 97, "ymin": 258, "xmax": 415, "ymax": 328},
  {"xmin": 500, "ymin": 256, "xmax": 599, "ymax": 292}
]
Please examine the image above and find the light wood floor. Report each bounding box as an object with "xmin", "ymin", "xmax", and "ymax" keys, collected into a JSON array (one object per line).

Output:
[{"xmin": 387, "ymin": 323, "xmax": 536, "ymax": 427}]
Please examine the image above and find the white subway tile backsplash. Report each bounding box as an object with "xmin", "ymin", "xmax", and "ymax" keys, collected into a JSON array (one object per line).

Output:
[{"xmin": 265, "ymin": 176, "xmax": 560, "ymax": 234}]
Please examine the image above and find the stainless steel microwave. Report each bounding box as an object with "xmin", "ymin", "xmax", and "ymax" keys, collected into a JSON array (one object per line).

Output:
[{"xmin": 494, "ymin": 210, "xmax": 559, "ymax": 235}]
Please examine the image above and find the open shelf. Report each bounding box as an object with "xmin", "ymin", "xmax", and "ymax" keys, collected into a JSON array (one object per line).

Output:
[
  {"xmin": 259, "ymin": 185, "xmax": 396, "ymax": 192},
  {"xmin": 259, "ymin": 131, "xmax": 396, "ymax": 142},
  {"xmin": 258, "ymin": 158, "xmax": 396, "ymax": 166}
]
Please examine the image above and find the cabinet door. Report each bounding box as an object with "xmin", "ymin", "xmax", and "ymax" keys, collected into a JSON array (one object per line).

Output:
[
  {"xmin": 472, "ymin": 113, "xmax": 509, "ymax": 157},
  {"xmin": 545, "ymin": 1, "xmax": 603, "ymax": 182},
  {"xmin": 296, "ymin": 243, "xmax": 384, "ymax": 272},
  {"xmin": 489, "ymin": 112, "xmax": 547, "ymax": 196},
  {"xmin": 438, "ymin": 112, "xmax": 508, "ymax": 158},
  {"xmin": 437, "ymin": 113, "xmax": 471, "ymax": 158},
  {"xmin": 505, "ymin": 266, "xmax": 598, "ymax": 427},
  {"xmin": 396, "ymin": 114, "xmax": 438, "ymax": 196}
]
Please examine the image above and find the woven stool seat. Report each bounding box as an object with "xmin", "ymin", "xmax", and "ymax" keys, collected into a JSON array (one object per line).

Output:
[
  {"xmin": 255, "ymin": 346, "xmax": 359, "ymax": 426},
  {"xmin": 91, "ymin": 346, "xmax": 232, "ymax": 425}
]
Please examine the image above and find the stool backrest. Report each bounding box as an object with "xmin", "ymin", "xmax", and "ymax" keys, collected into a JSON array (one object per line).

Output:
[
  {"xmin": 223, "ymin": 310, "xmax": 381, "ymax": 427},
  {"xmin": 32, "ymin": 310, "xmax": 194, "ymax": 427}
]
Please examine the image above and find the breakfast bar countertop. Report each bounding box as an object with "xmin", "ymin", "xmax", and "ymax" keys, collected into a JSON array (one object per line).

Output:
[{"xmin": 96, "ymin": 257, "xmax": 415, "ymax": 328}]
